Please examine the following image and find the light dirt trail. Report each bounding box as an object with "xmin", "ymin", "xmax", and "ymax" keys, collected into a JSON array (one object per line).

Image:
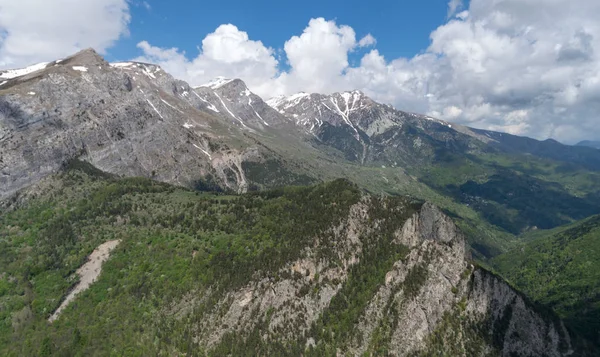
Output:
[{"xmin": 49, "ymin": 240, "xmax": 121, "ymax": 322}]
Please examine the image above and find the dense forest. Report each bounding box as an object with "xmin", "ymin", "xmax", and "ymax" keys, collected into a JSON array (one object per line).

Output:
[{"xmin": 492, "ymin": 216, "xmax": 600, "ymax": 346}]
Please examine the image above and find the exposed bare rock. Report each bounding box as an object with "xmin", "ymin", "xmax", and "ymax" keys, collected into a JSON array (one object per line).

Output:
[
  {"xmin": 163, "ymin": 199, "xmax": 586, "ymax": 356},
  {"xmin": 0, "ymin": 49, "xmax": 310, "ymax": 200},
  {"xmin": 49, "ymin": 240, "xmax": 121, "ymax": 322}
]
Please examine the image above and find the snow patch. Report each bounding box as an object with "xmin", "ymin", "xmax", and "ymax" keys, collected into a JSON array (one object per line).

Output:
[
  {"xmin": 214, "ymin": 92, "xmax": 249, "ymax": 128},
  {"xmin": 250, "ymin": 104, "xmax": 269, "ymax": 126},
  {"xmin": 286, "ymin": 92, "xmax": 310, "ymax": 103},
  {"xmin": 72, "ymin": 66, "xmax": 88, "ymax": 72},
  {"xmin": 327, "ymin": 97, "xmax": 360, "ymax": 140},
  {"xmin": 193, "ymin": 144, "xmax": 212, "ymax": 159},
  {"xmin": 146, "ymin": 99, "xmax": 164, "ymax": 119},
  {"xmin": 200, "ymin": 76, "xmax": 234, "ymax": 89},
  {"xmin": 183, "ymin": 123, "xmax": 194, "ymax": 129},
  {"xmin": 160, "ymin": 98, "xmax": 184, "ymax": 114},
  {"xmin": 27, "ymin": 92, "xmax": 36, "ymax": 95},
  {"xmin": 0, "ymin": 81, "xmax": 6, "ymax": 87},
  {"xmin": 142, "ymin": 66, "xmax": 156, "ymax": 79},
  {"xmin": 110, "ymin": 62, "xmax": 135, "ymax": 68},
  {"xmin": 0, "ymin": 62, "xmax": 48, "ymax": 79},
  {"xmin": 266, "ymin": 95, "xmax": 287, "ymax": 109},
  {"xmin": 192, "ymin": 91, "xmax": 220, "ymax": 112},
  {"xmin": 267, "ymin": 92, "xmax": 311, "ymax": 112}
]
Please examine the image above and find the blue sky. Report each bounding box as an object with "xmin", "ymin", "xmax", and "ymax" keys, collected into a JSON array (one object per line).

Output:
[{"xmin": 111, "ymin": 0, "xmax": 455, "ymax": 65}]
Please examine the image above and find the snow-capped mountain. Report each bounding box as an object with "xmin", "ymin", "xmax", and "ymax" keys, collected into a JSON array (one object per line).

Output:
[
  {"xmin": 267, "ymin": 90, "xmax": 394, "ymax": 138},
  {"xmin": 0, "ymin": 49, "xmax": 313, "ymax": 199},
  {"xmin": 4, "ymin": 48, "xmax": 600, "ymax": 203},
  {"xmin": 194, "ymin": 77, "xmax": 287, "ymax": 129},
  {"xmin": 266, "ymin": 89, "xmax": 494, "ymax": 163},
  {"xmin": 266, "ymin": 90, "xmax": 477, "ymax": 141}
]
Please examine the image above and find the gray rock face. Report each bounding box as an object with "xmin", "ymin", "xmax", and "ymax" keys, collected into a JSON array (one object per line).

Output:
[
  {"xmin": 267, "ymin": 90, "xmax": 493, "ymax": 165},
  {"xmin": 195, "ymin": 77, "xmax": 288, "ymax": 130},
  {"xmin": 466, "ymin": 269, "xmax": 574, "ymax": 357},
  {"xmin": 195, "ymin": 199, "xmax": 371, "ymax": 348},
  {"xmin": 0, "ymin": 50, "xmax": 304, "ymax": 199},
  {"xmin": 400, "ymin": 202, "xmax": 463, "ymax": 245},
  {"xmin": 168, "ymin": 198, "xmax": 586, "ymax": 356},
  {"xmin": 267, "ymin": 90, "xmax": 402, "ymax": 139}
]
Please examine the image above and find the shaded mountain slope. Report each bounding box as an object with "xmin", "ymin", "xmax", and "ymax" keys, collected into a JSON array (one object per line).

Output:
[{"xmin": 492, "ymin": 215, "xmax": 600, "ymax": 346}]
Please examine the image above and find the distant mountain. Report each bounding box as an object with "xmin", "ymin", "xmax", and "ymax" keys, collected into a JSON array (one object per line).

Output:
[
  {"xmin": 269, "ymin": 90, "xmax": 600, "ymax": 239},
  {"xmin": 576, "ymin": 140, "xmax": 600, "ymax": 149},
  {"xmin": 4, "ymin": 48, "xmax": 600, "ymax": 258},
  {"xmin": 267, "ymin": 90, "xmax": 491, "ymax": 164}
]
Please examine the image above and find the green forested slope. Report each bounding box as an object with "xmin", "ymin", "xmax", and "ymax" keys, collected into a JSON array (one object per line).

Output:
[
  {"xmin": 0, "ymin": 161, "xmax": 414, "ymax": 355},
  {"xmin": 492, "ymin": 215, "xmax": 600, "ymax": 345},
  {"xmin": 1, "ymin": 161, "xmax": 596, "ymax": 355}
]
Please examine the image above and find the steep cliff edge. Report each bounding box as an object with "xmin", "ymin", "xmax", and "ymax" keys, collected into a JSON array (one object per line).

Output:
[{"xmin": 172, "ymin": 201, "xmax": 590, "ymax": 356}]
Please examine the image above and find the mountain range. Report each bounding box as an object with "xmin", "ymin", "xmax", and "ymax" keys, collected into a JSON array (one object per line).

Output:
[
  {"xmin": 1, "ymin": 49, "xmax": 599, "ymax": 355},
  {"xmin": 577, "ymin": 140, "xmax": 600, "ymax": 149}
]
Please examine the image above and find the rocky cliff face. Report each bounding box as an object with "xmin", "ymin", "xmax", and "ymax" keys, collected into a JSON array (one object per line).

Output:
[
  {"xmin": 0, "ymin": 49, "xmax": 315, "ymax": 199},
  {"xmin": 195, "ymin": 77, "xmax": 288, "ymax": 130},
  {"xmin": 167, "ymin": 199, "xmax": 584, "ymax": 356}
]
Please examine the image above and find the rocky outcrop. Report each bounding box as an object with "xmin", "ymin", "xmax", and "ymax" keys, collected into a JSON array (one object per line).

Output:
[
  {"xmin": 165, "ymin": 200, "xmax": 589, "ymax": 356},
  {"xmin": 196, "ymin": 78, "xmax": 288, "ymax": 130},
  {"xmin": 193, "ymin": 199, "xmax": 371, "ymax": 347},
  {"xmin": 465, "ymin": 269, "xmax": 574, "ymax": 357}
]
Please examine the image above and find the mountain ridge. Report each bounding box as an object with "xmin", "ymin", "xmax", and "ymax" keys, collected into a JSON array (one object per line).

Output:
[
  {"xmin": 1, "ymin": 164, "xmax": 595, "ymax": 355},
  {"xmin": 576, "ymin": 140, "xmax": 600, "ymax": 149},
  {"xmin": 4, "ymin": 48, "xmax": 600, "ymax": 258}
]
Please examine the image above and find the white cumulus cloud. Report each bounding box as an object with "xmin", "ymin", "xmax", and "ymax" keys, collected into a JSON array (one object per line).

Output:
[
  {"xmin": 134, "ymin": 24, "xmax": 279, "ymax": 98},
  {"xmin": 447, "ymin": 0, "xmax": 464, "ymax": 18},
  {"xmin": 134, "ymin": 2, "xmax": 600, "ymax": 142},
  {"xmin": 0, "ymin": 0, "xmax": 130, "ymax": 68},
  {"xmin": 358, "ymin": 34, "xmax": 377, "ymax": 47}
]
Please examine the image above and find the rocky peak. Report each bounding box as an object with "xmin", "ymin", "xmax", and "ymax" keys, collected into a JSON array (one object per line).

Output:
[
  {"xmin": 199, "ymin": 76, "xmax": 235, "ymax": 90},
  {"xmin": 0, "ymin": 61, "xmax": 50, "ymax": 80},
  {"xmin": 0, "ymin": 49, "xmax": 275, "ymax": 199},
  {"xmin": 399, "ymin": 202, "xmax": 465, "ymax": 247},
  {"xmin": 266, "ymin": 89, "xmax": 396, "ymax": 139},
  {"xmin": 109, "ymin": 61, "xmax": 168, "ymax": 82},
  {"xmin": 193, "ymin": 77, "xmax": 288, "ymax": 129},
  {"xmin": 61, "ymin": 48, "xmax": 107, "ymax": 67},
  {"xmin": 210, "ymin": 78, "xmax": 253, "ymax": 101}
]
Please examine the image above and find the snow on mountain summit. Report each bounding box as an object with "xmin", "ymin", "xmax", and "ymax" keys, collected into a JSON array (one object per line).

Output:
[
  {"xmin": 0, "ymin": 62, "xmax": 49, "ymax": 79},
  {"xmin": 199, "ymin": 77, "xmax": 235, "ymax": 90}
]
